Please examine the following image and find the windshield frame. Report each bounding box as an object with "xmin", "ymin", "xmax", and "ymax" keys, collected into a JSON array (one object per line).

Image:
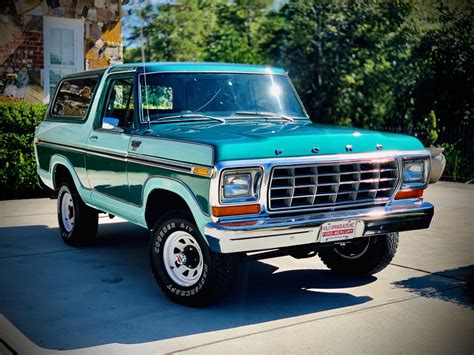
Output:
[{"xmin": 137, "ymin": 71, "xmax": 309, "ymax": 124}]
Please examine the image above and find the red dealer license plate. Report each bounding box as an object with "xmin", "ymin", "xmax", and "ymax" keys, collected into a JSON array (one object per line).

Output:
[{"xmin": 319, "ymin": 220, "xmax": 358, "ymax": 243}]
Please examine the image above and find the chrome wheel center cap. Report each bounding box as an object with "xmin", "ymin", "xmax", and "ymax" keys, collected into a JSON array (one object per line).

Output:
[{"xmin": 176, "ymin": 253, "xmax": 187, "ymax": 266}]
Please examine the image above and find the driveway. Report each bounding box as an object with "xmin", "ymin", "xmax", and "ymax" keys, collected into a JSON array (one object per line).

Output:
[{"xmin": 0, "ymin": 182, "xmax": 473, "ymax": 354}]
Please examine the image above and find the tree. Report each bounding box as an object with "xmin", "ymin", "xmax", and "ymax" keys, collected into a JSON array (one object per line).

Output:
[
  {"xmin": 124, "ymin": 0, "xmax": 473, "ymax": 134},
  {"xmin": 203, "ymin": 0, "xmax": 273, "ymax": 64},
  {"xmin": 124, "ymin": 0, "xmax": 273, "ymax": 64},
  {"xmin": 262, "ymin": 1, "xmax": 424, "ymax": 128},
  {"xmin": 411, "ymin": 1, "xmax": 474, "ymax": 131},
  {"xmin": 123, "ymin": 0, "xmax": 155, "ymax": 63}
]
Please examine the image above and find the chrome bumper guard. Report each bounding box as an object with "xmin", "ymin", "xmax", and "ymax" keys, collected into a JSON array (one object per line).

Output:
[{"xmin": 205, "ymin": 200, "xmax": 434, "ymax": 253}]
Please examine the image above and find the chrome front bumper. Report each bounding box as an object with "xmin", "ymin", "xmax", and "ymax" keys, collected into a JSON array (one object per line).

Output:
[{"xmin": 205, "ymin": 200, "xmax": 434, "ymax": 253}]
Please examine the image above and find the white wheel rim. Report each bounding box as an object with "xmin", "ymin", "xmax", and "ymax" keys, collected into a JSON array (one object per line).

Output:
[
  {"xmin": 163, "ymin": 231, "xmax": 204, "ymax": 287},
  {"xmin": 61, "ymin": 192, "xmax": 75, "ymax": 232}
]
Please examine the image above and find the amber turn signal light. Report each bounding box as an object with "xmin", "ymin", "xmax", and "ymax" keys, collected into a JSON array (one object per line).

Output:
[
  {"xmin": 395, "ymin": 189, "xmax": 424, "ymax": 200},
  {"xmin": 212, "ymin": 204, "xmax": 260, "ymax": 217},
  {"xmin": 192, "ymin": 166, "xmax": 212, "ymax": 177}
]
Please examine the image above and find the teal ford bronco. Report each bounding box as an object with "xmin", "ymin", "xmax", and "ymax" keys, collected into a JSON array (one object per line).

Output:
[{"xmin": 35, "ymin": 62, "xmax": 434, "ymax": 306}]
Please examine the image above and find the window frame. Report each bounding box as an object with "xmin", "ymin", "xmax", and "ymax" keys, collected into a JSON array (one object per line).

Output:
[
  {"xmin": 47, "ymin": 75, "xmax": 100, "ymax": 123},
  {"xmin": 137, "ymin": 71, "xmax": 308, "ymax": 124},
  {"xmin": 94, "ymin": 72, "xmax": 138, "ymax": 132}
]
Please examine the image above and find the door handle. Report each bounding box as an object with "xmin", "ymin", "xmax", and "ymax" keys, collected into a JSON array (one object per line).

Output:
[
  {"xmin": 130, "ymin": 140, "xmax": 142, "ymax": 151},
  {"xmin": 89, "ymin": 135, "xmax": 98, "ymax": 142}
]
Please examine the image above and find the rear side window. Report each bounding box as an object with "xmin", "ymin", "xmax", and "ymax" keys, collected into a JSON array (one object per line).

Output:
[{"xmin": 51, "ymin": 77, "xmax": 98, "ymax": 118}]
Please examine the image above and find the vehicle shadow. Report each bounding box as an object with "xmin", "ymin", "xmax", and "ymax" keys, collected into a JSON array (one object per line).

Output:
[
  {"xmin": 392, "ymin": 265, "xmax": 474, "ymax": 310},
  {"xmin": 0, "ymin": 221, "xmax": 374, "ymax": 350}
]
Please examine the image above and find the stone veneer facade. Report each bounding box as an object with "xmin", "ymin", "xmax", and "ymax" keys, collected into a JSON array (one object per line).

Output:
[{"xmin": 0, "ymin": 0, "xmax": 123, "ymax": 103}]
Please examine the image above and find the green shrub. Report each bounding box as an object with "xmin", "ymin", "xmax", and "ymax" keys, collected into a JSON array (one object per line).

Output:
[
  {"xmin": 0, "ymin": 103, "xmax": 48, "ymax": 200},
  {"xmin": 424, "ymin": 110, "xmax": 439, "ymax": 147},
  {"xmin": 440, "ymin": 142, "xmax": 465, "ymax": 182}
]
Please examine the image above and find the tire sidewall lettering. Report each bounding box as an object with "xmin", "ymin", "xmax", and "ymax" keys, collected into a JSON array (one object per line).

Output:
[
  {"xmin": 163, "ymin": 261, "xmax": 208, "ymax": 296},
  {"xmin": 154, "ymin": 218, "xmax": 209, "ymax": 298}
]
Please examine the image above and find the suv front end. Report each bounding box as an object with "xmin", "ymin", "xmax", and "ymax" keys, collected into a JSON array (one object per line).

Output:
[{"xmin": 206, "ymin": 150, "xmax": 434, "ymax": 254}]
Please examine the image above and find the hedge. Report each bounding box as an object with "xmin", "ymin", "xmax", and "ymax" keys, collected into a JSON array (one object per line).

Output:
[{"xmin": 0, "ymin": 103, "xmax": 48, "ymax": 200}]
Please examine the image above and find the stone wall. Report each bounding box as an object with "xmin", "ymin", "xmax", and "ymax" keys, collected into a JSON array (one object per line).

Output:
[
  {"xmin": 47, "ymin": 0, "xmax": 124, "ymax": 69},
  {"xmin": 0, "ymin": 0, "xmax": 123, "ymax": 103}
]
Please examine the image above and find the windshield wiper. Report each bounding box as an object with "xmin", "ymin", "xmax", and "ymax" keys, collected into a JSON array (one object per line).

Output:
[
  {"xmin": 234, "ymin": 111, "xmax": 295, "ymax": 122},
  {"xmin": 150, "ymin": 113, "xmax": 226, "ymax": 124}
]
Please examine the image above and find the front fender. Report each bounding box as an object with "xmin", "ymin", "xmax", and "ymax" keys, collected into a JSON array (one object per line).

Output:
[{"xmin": 142, "ymin": 176, "xmax": 211, "ymax": 238}]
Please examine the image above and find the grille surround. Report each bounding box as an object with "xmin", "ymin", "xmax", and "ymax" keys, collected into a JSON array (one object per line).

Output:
[{"xmin": 268, "ymin": 158, "xmax": 400, "ymax": 212}]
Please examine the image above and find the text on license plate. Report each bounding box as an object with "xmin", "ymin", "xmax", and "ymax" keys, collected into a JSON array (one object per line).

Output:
[{"xmin": 319, "ymin": 220, "xmax": 362, "ymax": 243}]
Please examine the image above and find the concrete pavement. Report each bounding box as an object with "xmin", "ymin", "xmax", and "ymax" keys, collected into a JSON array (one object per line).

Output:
[{"xmin": 0, "ymin": 182, "xmax": 473, "ymax": 354}]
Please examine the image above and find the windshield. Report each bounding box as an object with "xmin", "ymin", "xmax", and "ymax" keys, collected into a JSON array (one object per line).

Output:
[{"xmin": 139, "ymin": 73, "xmax": 307, "ymax": 122}]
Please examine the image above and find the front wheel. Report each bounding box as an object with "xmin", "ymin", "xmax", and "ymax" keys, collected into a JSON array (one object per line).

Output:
[
  {"xmin": 318, "ymin": 233, "xmax": 399, "ymax": 277},
  {"xmin": 149, "ymin": 211, "xmax": 238, "ymax": 307}
]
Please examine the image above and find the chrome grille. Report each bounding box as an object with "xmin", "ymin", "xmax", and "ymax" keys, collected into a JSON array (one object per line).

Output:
[{"xmin": 269, "ymin": 159, "xmax": 400, "ymax": 211}]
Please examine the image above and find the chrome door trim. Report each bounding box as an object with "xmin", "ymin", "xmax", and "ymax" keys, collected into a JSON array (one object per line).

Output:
[{"xmin": 36, "ymin": 139, "xmax": 209, "ymax": 176}]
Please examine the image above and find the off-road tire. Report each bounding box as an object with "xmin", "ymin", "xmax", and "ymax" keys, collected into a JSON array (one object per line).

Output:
[
  {"xmin": 57, "ymin": 182, "xmax": 98, "ymax": 246},
  {"xmin": 318, "ymin": 233, "xmax": 399, "ymax": 277},
  {"xmin": 149, "ymin": 210, "xmax": 238, "ymax": 307}
]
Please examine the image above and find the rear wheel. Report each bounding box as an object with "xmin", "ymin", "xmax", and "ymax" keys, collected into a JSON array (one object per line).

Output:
[
  {"xmin": 318, "ymin": 233, "xmax": 398, "ymax": 276},
  {"xmin": 57, "ymin": 183, "xmax": 98, "ymax": 246},
  {"xmin": 150, "ymin": 210, "xmax": 238, "ymax": 307}
]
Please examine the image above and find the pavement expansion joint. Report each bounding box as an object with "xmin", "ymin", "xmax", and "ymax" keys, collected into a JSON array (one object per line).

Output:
[
  {"xmin": 390, "ymin": 263, "xmax": 467, "ymax": 282},
  {"xmin": 171, "ymin": 283, "xmax": 464, "ymax": 353}
]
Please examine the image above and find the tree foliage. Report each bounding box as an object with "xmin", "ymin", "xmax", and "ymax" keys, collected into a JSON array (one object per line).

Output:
[
  {"xmin": 125, "ymin": 0, "xmax": 273, "ymax": 64},
  {"xmin": 262, "ymin": 2, "xmax": 422, "ymax": 127},
  {"xmin": 124, "ymin": 0, "xmax": 472, "ymax": 132},
  {"xmin": 124, "ymin": 0, "xmax": 473, "ymax": 181},
  {"xmin": 410, "ymin": 2, "xmax": 473, "ymax": 131}
]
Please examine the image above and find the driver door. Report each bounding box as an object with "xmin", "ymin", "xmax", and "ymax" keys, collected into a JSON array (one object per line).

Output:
[{"xmin": 86, "ymin": 74, "xmax": 135, "ymax": 202}]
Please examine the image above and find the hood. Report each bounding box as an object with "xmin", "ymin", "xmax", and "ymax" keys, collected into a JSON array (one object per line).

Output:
[{"xmin": 145, "ymin": 120, "xmax": 424, "ymax": 162}]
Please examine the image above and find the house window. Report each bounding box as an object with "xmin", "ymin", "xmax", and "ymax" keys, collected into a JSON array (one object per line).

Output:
[{"xmin": 43, "ymin": 17, "xmax": 84, "ymax": 103}]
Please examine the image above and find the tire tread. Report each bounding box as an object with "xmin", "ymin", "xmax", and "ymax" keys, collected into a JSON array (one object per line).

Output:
[{"xmin": 318, "ymin": 233, "xmax": 398, "ymax": 276}]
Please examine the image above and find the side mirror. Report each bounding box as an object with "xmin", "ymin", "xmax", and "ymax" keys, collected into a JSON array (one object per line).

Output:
[{"xmin": 102, "ymin": 117, "xmax": 123, "ymax": 132}]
